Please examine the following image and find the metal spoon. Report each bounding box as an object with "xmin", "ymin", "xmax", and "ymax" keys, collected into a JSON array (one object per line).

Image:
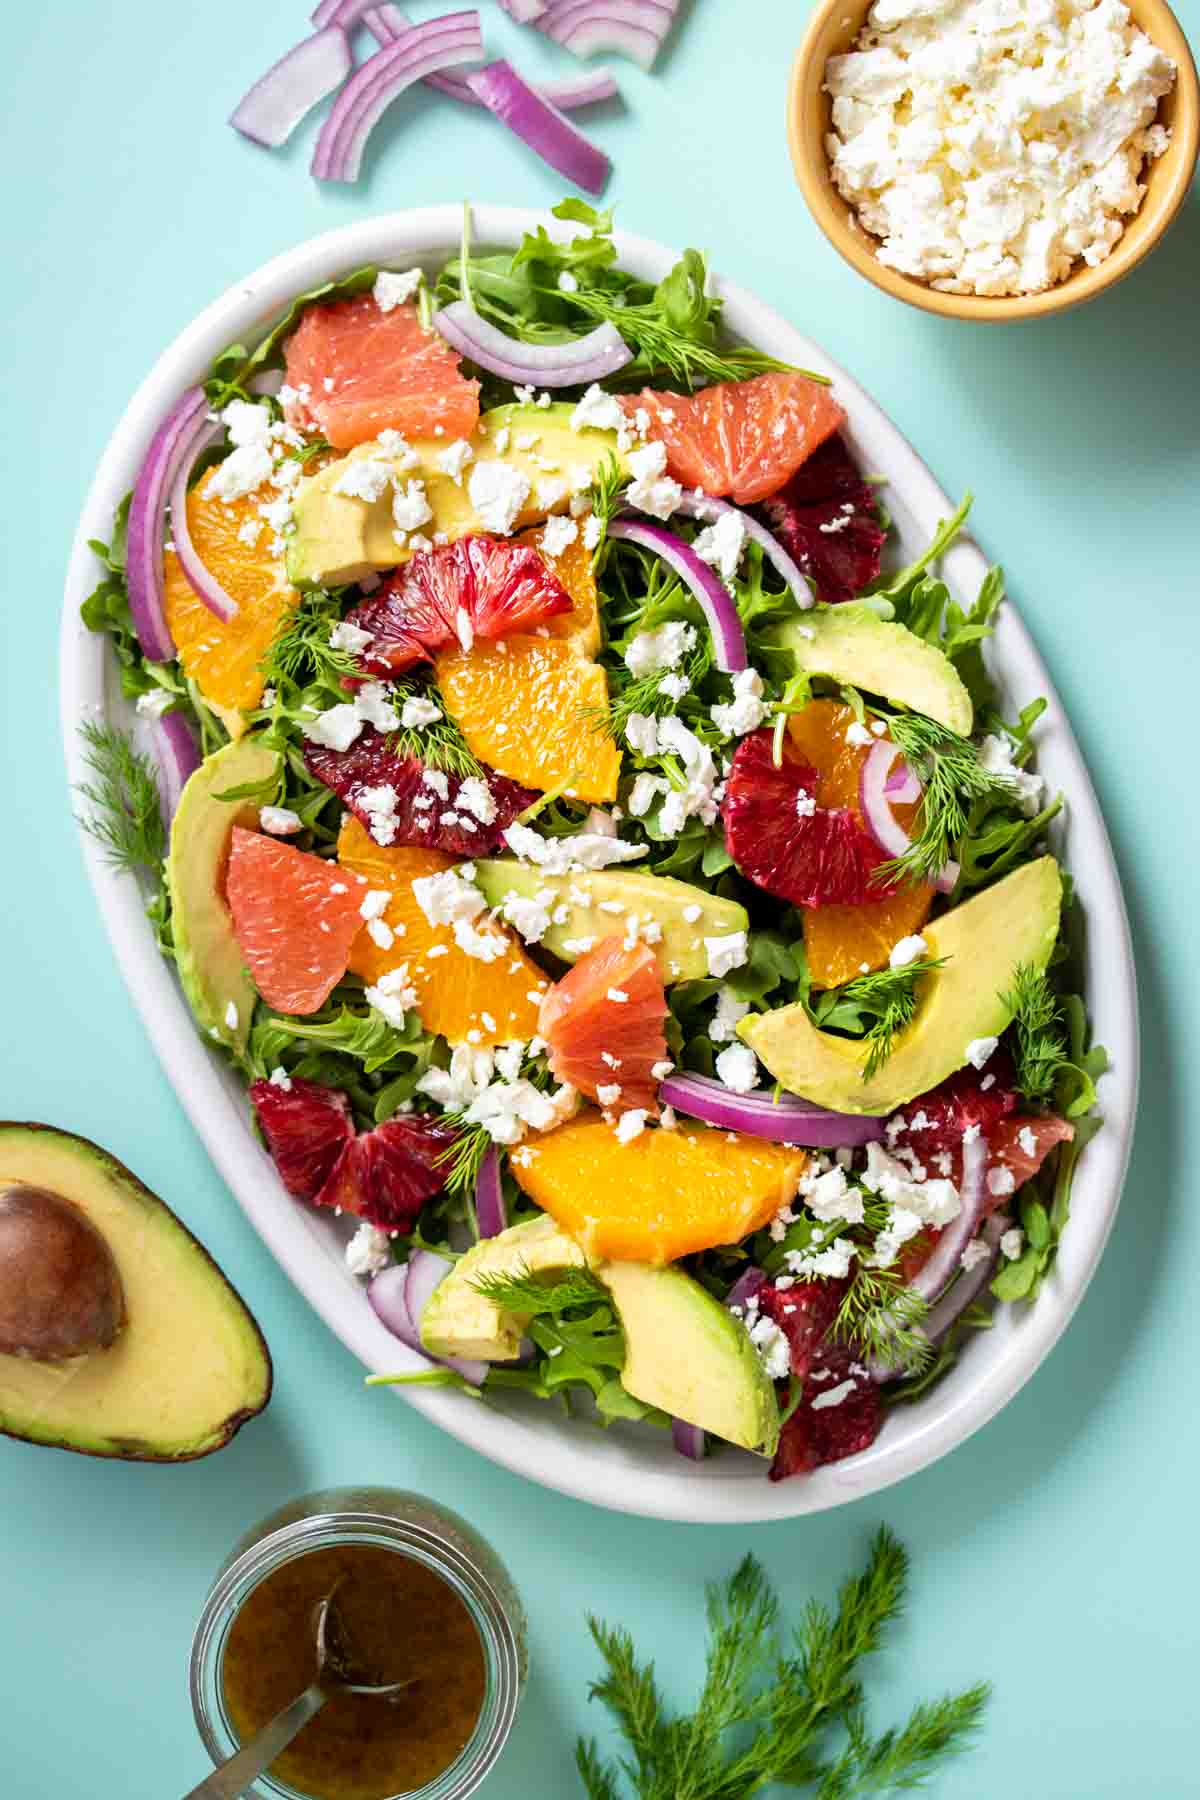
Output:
[{"xmin": 183, "ymin": 1584, "xmax": 413, "ymax": 1800}]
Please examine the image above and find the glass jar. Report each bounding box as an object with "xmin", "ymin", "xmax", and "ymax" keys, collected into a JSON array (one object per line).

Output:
[{"xmin": 190, "ymin": 1487, "xmax": 527, "ymax": 1800}]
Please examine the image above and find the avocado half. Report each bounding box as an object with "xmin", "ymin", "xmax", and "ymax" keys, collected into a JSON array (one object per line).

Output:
[{"xmin": 0, "ymin": 1123, "xmax": 271, "ymax": 1461}]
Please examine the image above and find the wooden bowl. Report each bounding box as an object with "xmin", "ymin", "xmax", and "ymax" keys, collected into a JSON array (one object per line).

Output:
[{"xmin": 788, "ymin": 0, "xmax": 1199, "ymax": 320}]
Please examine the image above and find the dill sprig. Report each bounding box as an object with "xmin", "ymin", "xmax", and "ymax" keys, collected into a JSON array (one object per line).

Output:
[
  {"xmin": 435, "ymin": 1120, "xmax": 494, "ymax": 1200},
  {"xmin": 576, "ymin": 1530, "xmax": 989, "ymax": 1799},
  {"xmin": 586, "ymin": 451, "xmax": 628, "ymax": 541},
  {"xmin": 1000, "ymin": 962, "xmax": 1071, "ymax": 1106},
  {"xmin": 817, "ymin": 958, "xmax": 947, "ymax": 1083},
  {"xmin": 386, "ymin": 679, "xmax": 483, "ymax": 778},
  {"xmin": 260, "ymin": 595, "xmax": 360, "ymax": 694},
  {"xmin": 551, "ymin": 285, "xmax": 796, "ymax": 390},
  {"xmin": 875, "ymin": 713, "xmax": 1017, "ymax": 888},
  {"xmin": 75, "ymin": 720, "xmax": 167, "ymax": 876},
  {"xmin": 828, "ymin": 1267, "xmax": 933, "ymax": 1374},
  {"xmin": 470, "ymin": 1262, "xmax": 611, "ymax": 1316}
]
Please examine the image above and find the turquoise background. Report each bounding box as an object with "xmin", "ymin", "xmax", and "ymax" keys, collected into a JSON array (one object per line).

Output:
[{"xmin": 3, "ymin": 2, "xmax": 1198, "ymax": 1793}]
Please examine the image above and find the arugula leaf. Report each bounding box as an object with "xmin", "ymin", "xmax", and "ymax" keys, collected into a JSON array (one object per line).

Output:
[
  {"xmin": 74, "ymin": 721, "xmax": 167, "ymax": 877},
  {"xmin": 207, "ymin": 264, "xmax": 380, "ymax": 400}
]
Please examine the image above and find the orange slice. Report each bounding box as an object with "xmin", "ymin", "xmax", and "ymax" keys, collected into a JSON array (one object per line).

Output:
[
  {"xmin": 787, "ymin": 699, "xmax": 934, "ymax": 988},
  {"xmin": 163, "ymin": 483, "xmax": 298, "ymax": 723},
  {"xmin": 337, "ymin": 818, "xmax": 545, "ymax": 1047},
  {"xmin": 512, "ymin": 1113, "xmax": 806, "ymax": 1264}
]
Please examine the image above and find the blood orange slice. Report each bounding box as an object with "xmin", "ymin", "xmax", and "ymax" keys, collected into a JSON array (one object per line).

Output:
[
  {"xmin": 539, "ymin": 937, "xmax": 668, "ymax": 1113},
  {"xmin": 315, "ymin": 1114, "xmax": 458, "ymax": 1231},
  {"xmin": 249, "ymin": 1077, "xmax": 354, "ymax": 1200},
  {"xmin": 303, "ymin": 729, "xmax": 536, "ymax": 857},
  {"xmin": 346, "ymin": 535, "xmax": 574, "ymax": 677},
  {"xmin": 619, "ymin": 372, "xmax": 846, "ymax": 504},
  {"xmin": 226, "ymin": 828, "xmax": 368, "ymax": 1015},
  {"xmin": 283, "ymin": 296, "xmax": 480, "ymax": 450},
  {"xmin": 762, "ymin": 433, "xmax": 886, "ymax": 606}
]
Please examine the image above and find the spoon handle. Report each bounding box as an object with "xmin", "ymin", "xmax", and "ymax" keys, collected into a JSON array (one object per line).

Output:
[{"xmin": 181, "ymin": 1680, "xmax": 329, "ymax": 1800}]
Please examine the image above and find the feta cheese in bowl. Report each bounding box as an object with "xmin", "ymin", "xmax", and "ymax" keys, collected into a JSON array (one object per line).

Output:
[{"xmin": 788, "ymin": 0, "xmax": 1199, "ymax": 319}]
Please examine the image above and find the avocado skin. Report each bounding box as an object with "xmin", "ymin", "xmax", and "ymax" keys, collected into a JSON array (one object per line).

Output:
[
  {"xmin": 0, "ymin": 1122, "xmax": 272, "ymax": 1462},
  {"xmin": 741, "ymin": 856, "xmax": 1063, "ymax": 1113},
  {"xmin": 168, "ymin": 736, "xmax": 279, "ymax": 1055},
  {"xmin": 776, "ymin": 603, "xmax": 974, "ymax": 735}
]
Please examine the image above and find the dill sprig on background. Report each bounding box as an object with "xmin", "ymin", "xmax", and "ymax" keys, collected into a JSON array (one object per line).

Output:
[{"xmin": 75, "ymin": 720, "xmax": 166, "ymax": 877}]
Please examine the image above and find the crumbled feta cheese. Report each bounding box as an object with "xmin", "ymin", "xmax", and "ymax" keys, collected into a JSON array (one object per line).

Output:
[
  {"xmin": 1017, "ymin": 1125, "xmax": 1038, "ymax": 1158},
  {"xmin": 709, "ymin": 986, "xmax": 751, "ymax": 1044},
  {"xmin": 468, "ymin": 459, "xmax": 532, "ymax": 535},
  {"xmin": 1000, "ymin": 1226, "xmax": 1025, "ymax": 1262},
  {"xmin": 333, "ymin": 458, "xmax": 393, "ymax": 503},
  {"xmin": 374, "ymin": 268, "xmax": 423, "ymax": 311},
  {"xmin": 392, "ymin": 479, "xmax": 433, "ymax": 536},
  {"xmin": 624, "ymin": 712, "xmax": 661, "ymax": 758},
  {"xmin": 624, "ymin": 440, "xmax": 683, "ymax": 520},
  {"xmin": 399, "ymin": 694, "xmax": 442, "ymax": 728},
  {"xmin": 614, "ymin": 1108, "xmax": 648, "ymax": 1144},
  {"xmin": 367, "ymin": 917, "xmax": 394, "ymax": 950},
  {"xmin": 692, "ymin": 510, "xmax": 746, "ymax": 584},
  {"xmin": 714, "ymin": 1043, "xmax": 760, "ymax": 1093},
  {"xmin": 960, "ymin": 1236, "xmax": 992, "ymax": 1272},
  {"xmin": 785, "ymin": 1236, "xmax": 858, "ymax": 1280},
  {"xmin": 268, "ymin": 1065, "xmax": 292, "ymax": 1090},
  {"xmin": 825, "ymin": 0, "xmax": 1176, "ymax": 297},
  {"xmin": 501, "ymin": 822, "xmax": 648, "ymax": 873},
  {"xmin": 301, "ymin": 702, "xmax": 364, "ymax": 752},
  {"xmin": 570, "ymin": 383, "xmax": 624, "ymax": 434},
  {"xmin": 811, "ymin": 1377, "xmax": 860, "ymax": 1412},
  {"xmin": 799, "ymin": 1162, "xmax": 866, "ymax": 1226},
  {"xmin": 222, "ymin": 399, "xmax": 272, "ymax": 446},
  {"xmin": 345, "ymin": 1222, "xmax": 392, "ymax": 1278},
  {"xmin": 796, "ymin": 791, "xmax": 817, "ymax": 820},
  {"xmin": 499, "ymin": 890, "xmax": 554, "ymax": 945},
  {"xmin": 135, "ymin": 688, "xmax": 174, "ymax": 718},
  {"xmin": 978, "ymin": 733, "xmax": 1047, "ymax": 817},
  {"xmin": 987, "ymin": 1164, "xmax": 1016, "ymax": 1197},
  {"xmin": 711, "ymin": 667, "xmax": 767, "ymax": 738},
  {"xmin": 845, "ymin": 720, "xmax": 873, "ymax": 747},
  {"xmin": 412, "ymin": 868, "xmax": 486, "ymax": 928},
  {"xmin": 747, "ymin": 1314, "xmax": 791, "ymax": 1380},
  {"xmin": 452, "ymin": 918, "xmax": 505, "ymax": 962},
  {"xmin": 582, "ymin": 514, "xmax": 603, "ymax": 551},
  {"xmin": 540, "ymin": 513, "xmax": 579, "ymax": 556},
  {"xmin": 659, "ymin": 673, "xmax": 690, "ymax": 703},
  {"xmin": 705, "ymin": 931, "xmax": 749, "ymax": 978},
  {"xmin": 965, "ymin": 1035, "xmax": 998, "ymax": 1069},
  {"xmin": 889, "ymin": 933, "xmax": 928, "ymax": 969},
  {"xmin": 596, "ymin": 1083, "xmax": 623, "ymax": 1106},
  {"xmin": 436, "ymin": 439, "xmax": 474, "ymax": 482},
  {"xmin": 204, "ymin": 443, "xmax": 273, "ymax": 503},
  {"xmin": 329, "ymin": 619, "xmax": 375, "ymax": 655},
  {"xmin": 627, "ymin": 773, "xmax": 668, "ymax": 818},
  {"xmin": 259, "ymin": 805, "xmax": 303, "ymax": 836},
  {"xmin": 623, "ymin": 620, "xmax": 696, "ymax": 679}
]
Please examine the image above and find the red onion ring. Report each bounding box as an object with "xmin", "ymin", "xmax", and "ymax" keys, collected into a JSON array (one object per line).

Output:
[
  {"xmin": 433, "ymin": 299, "xmax": 630, "ymax": 387},
  {"xmin": 402, "ymin": 1248, "xmax": 489, "ymax": 1384},
  {"xmin": 537, "ymin": 0, "xmax": 677, "ymax": 69},
  {"xmin": 474, "ymin": 1147, "xmax": 507, "ymax": 1239},
  {"xmin": 311, "ymin": 11, "xmax": 484, "ymax": 183},
  {"xmin": 169, "ymin": 425, "xmax": 241, "ymax": 624},
  {"xmin": 501, "ymin": 0, "xmax": 548, "ymax": 18},
  {"xmin": 607, "ymin": 518, "xmax": 747, "ymax": 673},
  {"xmin": 886, "ymin": 760, "xmax": 920, "ymax": 802},
  {"xmin": 859, "ymin": 738, "xmax": 959, "ymax": 894},
  {"xmin": 230, "ymin": 27, "xmax": 352, "ymax": 148},
  {"xmin": 311, "ymin": 0, "xmax": 381, "ymax": 27},
  {"xmin": 126, "ymin": 387, "xmax": 211, "ymax": 664},
  {"xmin": 670, "ymin": 1417, "xmax": 706, "ymax": 1461},
  {"xmin": 908, "ymin": 1126, "xmax": 989, "ymax": 1303},
  {"xmin": 659, "ymin": 1072, "xmax": 885, "ymax": 1147},
  {"xmin": 366, "ymin": 4, "xmax": 618, "ymax": 108},
  {"xmin": 466, "ymin": 60, "xmax": 610, "ymax": 196},
  {"xmin": 869, "ymin": 1208, "xmax": 1008, "ymax": 1385},
  {"xmin": 146, "ymin": 710, "xmax": 201, "ymax": 827},
  {"xmin": 672, "ymin": 492, "xmax": 813, "ymax": 613}
]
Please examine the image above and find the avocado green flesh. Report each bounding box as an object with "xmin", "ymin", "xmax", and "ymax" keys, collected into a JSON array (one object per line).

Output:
[
  {"xmin": 287, "ymin": 401, "xmax": 626, "ymax": 587},
  {"xmin": 420, "ymin": 1216, "xmax": 778, "ymax": 1457},
  {"xmin": 740, "ymin": 857, "xmax": 1062, "ymax": 1114},
  {"xmin": 776, "ymin": 604, "xmax": 973, "ymax": 735},
  {"xmin": 0, "ymin": 1125, "xmax": 271, "ymax": 1460},
  {"xmin": 471, "ymin": 863, "xmax": 749, "ymax": 984},
  {"xmin": 168, "ymin": 736, "xmax": 279, "ymax": 1054}
]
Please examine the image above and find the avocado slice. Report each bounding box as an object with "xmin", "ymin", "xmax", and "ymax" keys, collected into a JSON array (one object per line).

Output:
[
  {"xmin": 168, "ymin": 735, "xmax": 279, "ymax": 1054},
  {"xmin": 420, "ymin": 1215, "xmax": 779, "ymax": 1457},
  {"xmin": 775, "ymin": 604, "xmax": 973, "ymax": 734},
  {"xmin": 288, "ymin": 402, "xmax": 625, "ymax": 588},
  {"xmin": 471, "ymin": 863, "xmax": 749, "ymax": 983},
  {"xmin": 0, "ymin": 1123, "xmax": 271, "ymax": 1460},
  {"xmin": 740, "ymin": 856, "xmax": 1062, "ymax": 1113}
]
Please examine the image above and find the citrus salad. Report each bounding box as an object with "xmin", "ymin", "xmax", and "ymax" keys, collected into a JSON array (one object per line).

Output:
[{"xmin": 80, "ymin": 202, "xmax": 1105, "ymax": 1482}]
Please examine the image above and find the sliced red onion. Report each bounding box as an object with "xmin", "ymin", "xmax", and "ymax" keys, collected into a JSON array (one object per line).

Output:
[
  {"xmin": 670, "ymin": 1417, "xmax": 706, "ymax": 1461},
  {"xmin": 659, "ymin": 1072, "xmax": 885, "ymax": 1147},
  {"xmin": 886, "ymin": 760, "xmax": 920, "ymax": 802},
  {"xmin": 433, "ymin": 299, "xmax": 630, "ymax": 386},
  {"xmin": 312, "ymin": 11, "xmax": 484, "ymax": 183},
  {"xmin": 474, "ymin": 1147, "xmax": 507, "ymax": 1239},
  {"xmin": 168, "ymin": 425, "xmax": 240, "ymax": 624},
  {"xmin": 311, "ymin": 0, "xmax": 381, "ymax": 28},
  {"xmin": 385, "ymin": 1249, "xmax": 489, "ymax": 1384},
  {"xmin": 366, "ymin": 4, "xmax": 618, "ymax": 108},
  {"xmin": 726, "ymin": 1265, "xmax": 766, "ymax": 1312},
  {"xmin": 673, "ymin": 492, "xmax": 813, "ymax": 613},
  {"xmin": 501, "ymin": 0, "xmax": 548, "ymax": 19},
  {"xmin": 147, "ymin": 711, "xmax": 201, "ymax": 826},
  {"xmin": 230, "ymin": 28, "xmax": 352, "ymax": 148},
  {"xmin": 467, "ymin": 60, "xmax": 610, "ymax": 195},
  {"xmin": 537, "ymin": 0, "xmax": 677, "ymax": 69},
  {"xmin": 607, "ymin": 518, "xmax": 746, "ymax": 674},
  {"xmin": 859, "ymin": 738, "xmax": 959, "ymax": 894},
  {"xmin": 908, "ymin": 1126, "xmax": 989, "ymax": 1303},
  {"xmin": 870, "ymin": 1209, "xmax": 1007, "ymax": 1384},
  {"xmin": 126, "ymin": 387, "xmax": 212, "ymax": 664}
]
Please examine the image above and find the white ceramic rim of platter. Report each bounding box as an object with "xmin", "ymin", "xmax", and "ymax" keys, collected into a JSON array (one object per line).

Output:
[{"xmin": 60, "ymin": 205, "xmax": 1139, "ymax": 1523}]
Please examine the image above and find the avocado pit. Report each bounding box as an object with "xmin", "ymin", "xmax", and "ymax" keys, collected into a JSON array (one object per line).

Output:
[{"xmin": 0, "ymin": 1183, "xmax": 125, "ymax": 1362}]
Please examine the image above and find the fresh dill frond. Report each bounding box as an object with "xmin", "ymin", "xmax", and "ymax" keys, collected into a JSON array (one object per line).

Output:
[
  {"xmin": 260, "ymin": 594, "xmax": 360, "ymax": 695},
  {"xmin": 75, "ymin": 720, "xmax": 167, "ymax": 876},
  {"xmin": 1000, "ymin": 961, "xmax": 1070, "ymax": 1106},
  {"xmin": 434, "ymin": 1121, "xmax": 495, "ymax": 1200},
  {"xmin": 586, "ymin": 451, "xmax": 628, "ymax": 540},
  {"xmin": 820, "ymin": 958, "xmax": 946, "ymax": 1082},
  {"xmin": 875, "ymin": 712, "xmax": 1017, "ymax": 887},
  {"xmin": 470, "ymin": 1262, "xmax": 611, "ymax": 1317},
  {"xmin": 827, "ymin": 1268, "xmax": 934, "ymax": 1373},
  {"xmin": 552, "ymin": 285, "xmax": 797, "ymax": 389},
  {"xmin": 386, "ymin": 680, "xmax": 483, "ymax": 778},
  {"xmin": 582, "ymin": 646, "xmax": 714, "ymax": 742}
]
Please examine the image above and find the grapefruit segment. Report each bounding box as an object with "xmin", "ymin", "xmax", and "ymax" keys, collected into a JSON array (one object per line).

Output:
[
  {"xmin": 337, "ymin": 818, "xmax": 545, "ymax": 1047},
  {"xmin": 226, "ymin": 829, "xmax": 369, "ymax": 1015},
  {"xmin": 539, "ymin": 937, "xmax": 668, "ymax": 1113},
  {"xmin": 619, "ymin": 372, "xmax": 846, "ymax": 505},
  {"xmin": 283, "ymin": 295, "xmax": 480, "ymax": 450},
  {"xmin": 512, "ymin": 1114, "xmax": 806, "ymax": 1264}
]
